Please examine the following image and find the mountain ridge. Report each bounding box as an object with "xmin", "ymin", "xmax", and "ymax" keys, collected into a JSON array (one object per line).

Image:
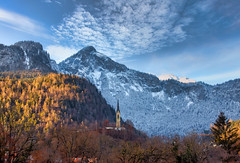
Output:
[
  {"xmin": 0, "ymin": 41, "xmax": 54, "ymax": 72},
  {"xmin": 58, "ymin": 45, "xmax": 240, "ymax": 136},
  {"xmin": 158, "ymin": 74, "xmax": 196, "ymax": 83},
  {"xmin": 0, "ymin": 41, "xmax": 240, "ymax": 136}
]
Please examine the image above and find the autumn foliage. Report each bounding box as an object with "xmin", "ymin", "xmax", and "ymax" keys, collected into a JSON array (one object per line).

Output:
[
  {"xmin": 0, "ymin": 71, "xmax": 116, "ymax": 162},
  {"xmin": 0, "ymin": 71, "xmax": 115, "ymax": 131},
  {"xmin": 1, "ymin": 71, "xmax": 240, "ymax": 162}
]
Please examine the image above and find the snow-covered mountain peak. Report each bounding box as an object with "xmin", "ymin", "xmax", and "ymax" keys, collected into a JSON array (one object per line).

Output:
[
  {"xmin": 79, "ymin": 46, "xmax": 96, "ymax": 54},
  {"xmin": 73, "ymin": 46, "xmax": 108, "ymax": 62},
  {"xmin": 58, "ymin": 46, "xmax": 240, "ymax": 136},
  {"xmin": 60, "ymin": 46, "xmax": 128, "ymax": 75},
  {"xmin": 158, "ymin": 74, "xmax": 196, "ymax": 83}
]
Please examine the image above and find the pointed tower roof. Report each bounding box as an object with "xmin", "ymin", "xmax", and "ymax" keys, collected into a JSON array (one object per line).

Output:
[{"xmin": 117, "ymin": 97, "xmax": 120, "ymax": 112}]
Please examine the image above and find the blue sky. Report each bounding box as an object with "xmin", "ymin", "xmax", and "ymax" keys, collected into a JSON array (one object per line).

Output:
[{"xmin": 0, "ymin": 0, "xmax": 240, "ymax": 85}]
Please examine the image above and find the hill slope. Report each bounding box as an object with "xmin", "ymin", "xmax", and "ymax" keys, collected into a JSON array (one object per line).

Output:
[{"xmin": 0, "ymin": 72, "xmax": 116, "ymax": 131}]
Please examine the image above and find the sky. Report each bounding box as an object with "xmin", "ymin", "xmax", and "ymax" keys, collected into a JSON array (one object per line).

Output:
[{"xmin": 0, "ymin": 0, "xmax": 240, "ymax": 85}]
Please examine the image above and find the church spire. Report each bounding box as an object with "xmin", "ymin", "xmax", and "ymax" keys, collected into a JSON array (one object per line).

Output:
[
  {"xmin": 116, "ymin": 97, "xmax": 121, "ymax": 128},
  {"xmin": 117, "ymin": 97, "xmax": 120, "ymax": 112}
]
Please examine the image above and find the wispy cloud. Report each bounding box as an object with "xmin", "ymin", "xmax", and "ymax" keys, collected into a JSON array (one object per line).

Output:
[
  {"xmin": 44, "ymin": 0, "xmax": 52, "ymax": 3},
  {"xmin": 44, "ymin": 0, "xmax": 62, "ymax": 5},
  {"xmin": 52, "ymin": 0, "xmax": 208, "ymax": 59},
  {"xmin": 46, "ymin": 45, "xmax": 78, "ymax": 63},
  {"xmin": 0, "ymin": 8, "xmax": 49, "ymax": 38}
]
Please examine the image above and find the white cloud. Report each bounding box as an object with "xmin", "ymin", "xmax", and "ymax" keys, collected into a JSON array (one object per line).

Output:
[
  {"xmin": 52, "ymin": 0, "xmax": 203, "ymax": 59},
  {"xmin": 0, "ymin": 8, "xmax": 48, "ymax": 38},
  {"xmin": 44, "ymin": 0, "xmax": 62, "ymax": 5},
  {"xmin": 46, "ymin": 45, "xmax": 78, "ymax": 63},
  {"xmin": 44, "ymin": 0, "xmax": 52, "ymax": 3},
  {"xmin": 55, "ymin": 1, "xmax": 62, "ymax": 5}
]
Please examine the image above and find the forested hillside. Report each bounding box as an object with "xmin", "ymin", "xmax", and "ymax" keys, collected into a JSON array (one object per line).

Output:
[
  {"xmin": 0, "ymin": 71, "xmax": 146, "ymax": 162},
  {"xmin": 0, "ymin": 71, "xmax": 116, "ymax": 132}
]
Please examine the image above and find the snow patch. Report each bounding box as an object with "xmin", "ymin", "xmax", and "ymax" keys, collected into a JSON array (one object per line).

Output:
[
  {"xmin": 106, "ymin": 72, "xmax": 115, "ymax": 78},
  {"xmin": 152, "ymin": 91, "xmax": 165, "ymax": 100},
  {"xmin": 129, "ymin": 85, "xmax": 137, "ymax": 91},
  {"xmin": 24, "ymin": 51, "xmax": 30, "ymax": 69},
  {"xmin": 185, "ymin": 96, "xmax": 190, "ymax": 101},
  {"xmin": 187, "ymin": 101, "xmax": 194, "ymax": 108},
  {"xmin": 130, "ymin": 85, "xmax": 143, "ymax": 92},
  {"xmin": 93, "ymin": 52, "xmax": 108, "ymax": 60},
  {"xmin": 179, "ymin": 77, "xmax": 196, "ymax": 84},
  {"xmin": 92, "ymin": 70, "xmax": 101, "ymax": 80},
  {"xmin": 158, "ymin": 74, "xmax": 178, "ymax": 81},
  {"xmin": 165, "ymin": 106, "xmax": 171, "ymax": 111}
]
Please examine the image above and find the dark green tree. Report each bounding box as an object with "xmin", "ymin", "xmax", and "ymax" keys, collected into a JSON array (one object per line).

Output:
[{"xmin": 211, "ymin": 112, "xmax": 240, "ymax": 155}]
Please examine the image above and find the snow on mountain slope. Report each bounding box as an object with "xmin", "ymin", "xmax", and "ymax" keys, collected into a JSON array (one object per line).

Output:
[
  {"xmin": 158, "ymin": 74, "xmax": 196, "ymax": 83},
  {"xmin": 58, "ymin": 46, "xmax": 240, "ymax": 136}
]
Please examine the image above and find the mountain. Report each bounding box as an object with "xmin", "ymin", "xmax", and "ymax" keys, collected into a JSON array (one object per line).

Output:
[
  {"xmin": 158, "ymin": 74, "xmax": 196, "ymax": 83},
  {"xmin": 58, "ymin": 46, "xmax": 240, "ymax": 136},
  {"xmin": 0, "ymin": 41, "xmax": 54, "ymax": 72},
  {"xmin": 1, "ymin": 41, "xmax": 239, "ymax": 136}
]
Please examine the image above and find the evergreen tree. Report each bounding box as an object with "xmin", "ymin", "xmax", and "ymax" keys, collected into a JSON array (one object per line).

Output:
[{"xmin": 211, "ymin": 112, "xmax": 240, "ymax": 154}]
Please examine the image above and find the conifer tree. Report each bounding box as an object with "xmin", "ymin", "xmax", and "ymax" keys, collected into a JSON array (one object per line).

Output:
[{"xmin": 211, "ymin": 112, "xmax": 240, "ymax": 154}]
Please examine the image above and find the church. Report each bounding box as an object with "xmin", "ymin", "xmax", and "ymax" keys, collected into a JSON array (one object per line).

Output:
[
  {"xmin": 116, "ymin": 98, "xmax": 121, "ymax": 128},
  {"xmin": 105, "ymin": 98, "xmax": 125, "ymax": 130}
]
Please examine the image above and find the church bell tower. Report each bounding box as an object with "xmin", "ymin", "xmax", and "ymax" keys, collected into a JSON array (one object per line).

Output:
[{"xmin": 116, "ymin": 98, "xmax": 121, "ymax": 128}]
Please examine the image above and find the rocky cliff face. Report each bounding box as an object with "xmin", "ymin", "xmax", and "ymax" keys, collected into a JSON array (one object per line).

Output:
[{"xmin": 0, "ymin": 41, "xmax": 54, "ymax": 72}]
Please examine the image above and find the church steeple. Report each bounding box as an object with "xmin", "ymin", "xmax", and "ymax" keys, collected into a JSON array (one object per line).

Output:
[
  {"xmin": 117, "ymin": 98, "xmax": 119, "ymax": 112},
  {"xmin": 116, "ymin": 98, "xmax": 121, "ymax": 128}
]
